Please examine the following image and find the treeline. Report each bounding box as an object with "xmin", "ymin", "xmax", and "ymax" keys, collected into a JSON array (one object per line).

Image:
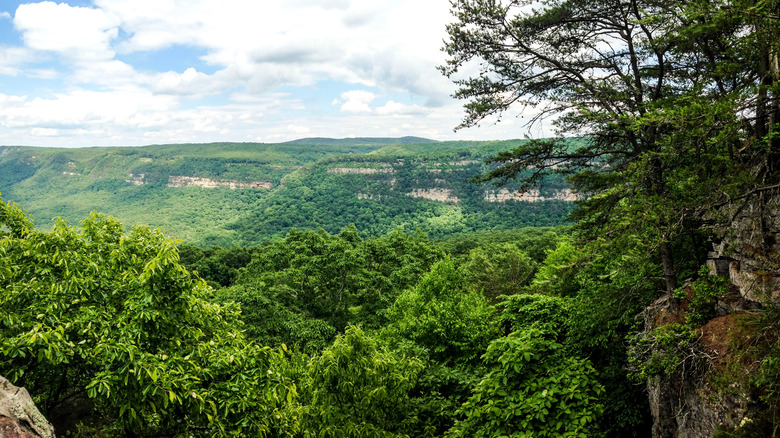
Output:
[{"xmin": 435, "ymin": 0, "xmax": 780, "ymax": 435}]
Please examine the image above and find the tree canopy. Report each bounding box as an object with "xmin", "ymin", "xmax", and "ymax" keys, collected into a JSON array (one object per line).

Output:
[
  {"xmin": 442, "ymin": 0, "xmax": 780, "ymax": 296},
  {"xmin": 0, "ymin": 197, "xmax": 294, "ymax": 436}
]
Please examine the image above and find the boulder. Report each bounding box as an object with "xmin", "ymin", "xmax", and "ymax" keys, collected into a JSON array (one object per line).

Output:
[{"xmin": 0, "ymin": 375, "xmax": 55, "ymax": 438}]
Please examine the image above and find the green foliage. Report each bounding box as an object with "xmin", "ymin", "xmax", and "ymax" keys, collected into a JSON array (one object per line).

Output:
[
  {"xmin": 216, "ymin": 284, "xmax": 338, "ymax": 355},
  {"xmin": 441, "ymin": 0, "xmax": 767, "ymax": 311},
  {"xmin": 434, "ymin": 226, "xmax": 564, "ymax": 260},
  {"xmin": 742, "ymin": 306, "xmax": 780, "ymax": 432},
  {"xmin": 401, "ymin": 361, "xmax": 481, "ymax": 438},
  {"xmin": 525, "ymin": 232, "xmax": 658, "ymax": 436},
  {"xmin": 529, "ymin": 238, "xmax": 582, "ymax": 297},
  {"xmin": 178, "ymin": 244, "xmax": 254, "ymax": 287},
  {"xmin": 302, "ymin": 326, "xmax": 424, "ymax": 438},
  {"xmin": 220, "ymin": 226, "xmax": 443, "ymax": 352},
  {"xmin": 497, "ymin": 294, "xmax": 571, "ymax": 338},
  {"xmin": 461, "ymin": 243, "xmax": 537, "ymax": 302},
  {"xmin": 0, "ymin": 158, "xmax": 38, "ymax": 187},
  {"xmin": 0, "ymin": 197, "xmax": 293, "ymax": 436},
  {"xmin": 448, "ymin": 328, "xmax": 604, "ymax": 438},
  {"xmin": 675, "ymin": 267, "xmax": 731, "ymax": 326},
  {"xmin": 628, "ymin": 323, "xmax": 704, "ymax": 382},
  {"xmin": 230, "ymin": 150, "xmax": 573, "ymax": 244},
  {"xmin": 383, "ymin": 257, "xmax": 500, "ymax": 366},
  {"xmin": 0, "ymin": 140, "xmax": 575, "ymax": 248}
]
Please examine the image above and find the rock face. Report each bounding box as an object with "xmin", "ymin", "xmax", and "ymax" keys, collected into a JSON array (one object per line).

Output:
[
  {"xmin": 644, "ymin": 311, "xmax": 757, "ymax": 437},
  {"xmin": 708, "ymin": 193, "xmax": 780, "ymax": 304},
  {"xmin": 406, "ymin": 188, "xmax": 459, "ymax": 203},
  {"xmin": 0, "ymin": 376, "xmax": 55, "ymax": 438},
  {"xmin": 126, "ymin": 173, "xmax": 145, "ymax": 185},
  {"xmin": 327, "ymin": 167, "xmax": 393, "ymax": 174},
  {"xmin": 483, "ymin": 188, "xmax": 581, "ymax": 202},
  {"xmin": 166, "ymin": 176, "xmax": 272, "ymax": 189},
  {"xmin": 643, "ymin": 190, "xmax": 780, "ymax": 437}
]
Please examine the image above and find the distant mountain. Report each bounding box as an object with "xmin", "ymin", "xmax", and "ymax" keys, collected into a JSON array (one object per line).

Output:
[
  {"xmin": 0, "ymin": 139, "xmax": 577, "ymax": 247},
  {"xmin": 283, "ymin": 136, "xmax": 438, "ymax": 146}
]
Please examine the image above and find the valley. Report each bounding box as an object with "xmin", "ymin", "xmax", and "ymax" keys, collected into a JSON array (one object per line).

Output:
[{"xmin": 0, "ymin": 138, "xmax": 575, "ymax": 246}]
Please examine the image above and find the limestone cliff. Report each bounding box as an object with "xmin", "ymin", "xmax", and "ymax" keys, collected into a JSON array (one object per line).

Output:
[
  {"xmin": 642, "ymin": 190, "xmax": 780, "ymax": 437},
  {"xmin": 166, "ymin": 176, "xmax": 272, "ymax": 189},
  {"xmin": 708, "ymin": 192, "xmax": 780, "ymax": 304}
]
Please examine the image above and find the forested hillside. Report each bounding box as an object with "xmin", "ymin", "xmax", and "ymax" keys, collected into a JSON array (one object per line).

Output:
[
  {"xmin": 1, "ymin": 202, "xmax": 601, "ymax": 437},
  {"xmin": 4, "ymin": 0, "xmax": 780, "ymax": 437},
  {"xmin": 0, "ymin": 138, "xmax": 574, "ymax": 246}
]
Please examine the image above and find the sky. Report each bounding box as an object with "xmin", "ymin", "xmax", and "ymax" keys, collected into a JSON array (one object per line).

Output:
[{"xmin": 0, "ymin": 0, "xmax": 546, "ymax": 147}]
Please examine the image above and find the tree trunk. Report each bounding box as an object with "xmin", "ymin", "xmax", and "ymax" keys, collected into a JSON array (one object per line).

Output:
[{"xmin": 660, "ymin": 240, "xmax": 677, "ymax": 296}]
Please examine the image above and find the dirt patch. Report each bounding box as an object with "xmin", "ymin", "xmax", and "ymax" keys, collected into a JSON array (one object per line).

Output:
[
  {"xmin": 647, "ymin": 293, "xmax": 687, "ymax": 328},
  {"xmin": 699, "ymin": 313, "xmax": 758, "ymax": 372}
]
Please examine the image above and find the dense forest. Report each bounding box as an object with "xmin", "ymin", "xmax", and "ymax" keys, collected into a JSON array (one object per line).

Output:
[
  {"xmin": 0, "ymin": 138, "xmax": 576, "ymax": 247},
  {"xmin": 3, "ymin": 0, "xmax": 780, "ymax": 437}
]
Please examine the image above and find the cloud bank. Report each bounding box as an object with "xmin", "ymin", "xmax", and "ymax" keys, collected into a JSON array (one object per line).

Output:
[{"xmin": 0, "ymin": 0, "xmax": 542, "ymax": 146}]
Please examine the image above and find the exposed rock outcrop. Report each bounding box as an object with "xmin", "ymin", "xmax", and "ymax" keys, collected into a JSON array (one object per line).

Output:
[
  {"xmin": 642, "ymin": 299, "xmax": 757, "ymax": 438},
  {"xmin": 484, "ymin": 188, "xmax": 581, "ymax": 202},
  {"xmin": 357, "ymin": 193, "xmax": 382, "ymax": 200},
  {"xmin": 406, "ymin": 188, "xmax": 459, "ymax": 203},
  {"xmin": 166, "ymin": 176, "xmax": 272, "ymax": 189},
  {"xmin": 0, "ymin": 375, "xmax": 55, "ymax": 438},
  {"xmin": 644, "ymin": 190, "xmax": 780, "ymax": 437},
  {"xmin": 126, "ymin": 173, "xmax": 146, "ymax": 185},
  {"xmin": 327, "ymin": 167, "xmax": 393, "ymax": 174},
  {"xmin": 708, "ymin": 193, "xmax": 780, "ymax": 304}
]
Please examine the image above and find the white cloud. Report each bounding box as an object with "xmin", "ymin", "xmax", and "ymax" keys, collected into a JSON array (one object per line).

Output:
[
  {"xmin": 0, "ymin": 46, "xmax": 39, "ymax": 76},
  {"xmin": 0, "ymin": 0, "xmax": 558, "ymax": 146},
  {"xmin": 151, "ymin": 68, "xmax": 218, "ymax": 95},
  {"xmin": 340, "ymin": 90, "xmax": 375, "ymax": 113},
  {"xmin": 69, "ymin": 59, "xmax": 139, "ymax": 86},
  {"xmin": 30, "ymin": 127, "xmax": 58, "ymax": 136},
  {"xmin": 0, "ymin": 94, "xmax": 26, "ymax": 105},
  {"xmin": 27, "ymin": 68, "xmax": 58, "ymax": 79},
  {"xmin": 9, "ymin": 0, "xmax": 459, "ymax": 99},
  {"xmin": 376, "ymin": 100, "xmax": 428, "ymax": 116},
  {"xmin": 0, "ymin": 11, "xmax": 11, "ymax": 20},
  {"xmin": 0, "ymin": 89, "xmax": 178, "ymax": 130},
  {"xmin": 287, "ymin": 124, "xmax": 311, "ymax": 134},
  {"xmin": 14, "ymin": 2, "xmax": 119, "ymax": 61},
  {"xmin": 91, "ymin": 0, "xmax": 456, "ymax": 97}
]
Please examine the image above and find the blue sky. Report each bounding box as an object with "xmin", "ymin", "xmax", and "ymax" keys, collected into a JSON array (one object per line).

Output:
[{"xmin": 0, "ymin": 0, "xmax": 547, "ymax": 147}]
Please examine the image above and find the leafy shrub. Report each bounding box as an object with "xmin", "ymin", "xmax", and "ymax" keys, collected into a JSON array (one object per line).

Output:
[
  {"xmin": 496, "ymin": 293, "xmax": 571, "ymax": 338},
  {"xmin": 628, "ymin": 323, "xmax": 705, "ymax": 381},
  {"xmin": 461, "ymin": 243, "xmax": 537, "ymax": 302},
  {"xmin": 383, "ymin": 257, "xmax": 499, "ymax": 365},
  {"xmin": 675, "ymin": 266, "xmax": 730, "ymax": 326}
]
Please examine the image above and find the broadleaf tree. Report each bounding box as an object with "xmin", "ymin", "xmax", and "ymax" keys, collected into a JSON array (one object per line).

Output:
[{"xmin": 0, "ymin": 197, "xmax": 295, "ymax": 437}]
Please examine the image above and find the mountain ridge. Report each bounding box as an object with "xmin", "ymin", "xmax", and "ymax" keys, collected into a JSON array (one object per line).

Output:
[
  {"xmin": 0, "ymin": 138, "xmax": 575, "ymax": 246},
  {"xmin": 281, "ymin": 136, "xmax": 438, "ymax": 145}
]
